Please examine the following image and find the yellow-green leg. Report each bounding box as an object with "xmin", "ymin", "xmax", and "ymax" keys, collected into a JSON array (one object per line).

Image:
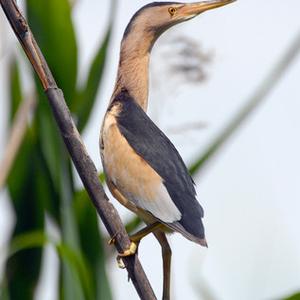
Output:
[
  {"xmin": 116, "ymin": 222, "xmax": 163, "ymax": 267},
  {"xmin": 130, "ymin": 222, "xmax": 163, "ymax": 244},
  {"xmin": 153, "ymin": 230, "xmax": 172, "ymax": 300}
]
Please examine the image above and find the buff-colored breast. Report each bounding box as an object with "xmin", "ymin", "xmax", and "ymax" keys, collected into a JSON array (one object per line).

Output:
[{"xmin": 100, "ymin": 103, "xmax": 182, "ymax": 224}]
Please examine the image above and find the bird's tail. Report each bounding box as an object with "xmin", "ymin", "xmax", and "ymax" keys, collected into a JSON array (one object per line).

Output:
[{"xmin": 166, "ymin": 219, "xmax": 208, "ymax": 247}]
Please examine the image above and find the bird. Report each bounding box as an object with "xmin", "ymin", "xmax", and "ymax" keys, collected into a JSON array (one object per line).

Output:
[{"xmin": 100, "ymin": 1, "xmax": 235, "ymax": 299}]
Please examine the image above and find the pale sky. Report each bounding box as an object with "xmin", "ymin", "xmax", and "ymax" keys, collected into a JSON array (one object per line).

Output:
[{"xmin": 1, "ymin": 1, "xmax": 300, "ymax": 299}]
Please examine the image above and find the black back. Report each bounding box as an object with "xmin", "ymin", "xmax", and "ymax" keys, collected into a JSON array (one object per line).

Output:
[{"xmin": 114, "ymin": 90, "xmax": 205, "ymax": 240}]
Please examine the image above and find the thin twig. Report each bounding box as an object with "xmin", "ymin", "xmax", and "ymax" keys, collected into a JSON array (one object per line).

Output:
[
  {"xmin": 0, "ymin": 93, "xmax": 36, "ymax": 190},
  {"xmin": 0, "ymin": 1, "xmax": 156, "ymax": 299}
]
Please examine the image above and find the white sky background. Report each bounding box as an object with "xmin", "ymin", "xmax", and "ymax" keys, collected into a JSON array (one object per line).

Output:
[{"xmin": 1, "ymin": 0, "xmax": 300, "ymax": 300}]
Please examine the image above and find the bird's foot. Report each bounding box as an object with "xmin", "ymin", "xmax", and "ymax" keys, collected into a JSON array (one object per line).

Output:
[
  {"xmin": 117, "ymin": 241, "xmax": 139, "ymax": 269},
  {"xmin": 108, "ymin": 231, "xmax": 142, "ymax": 268},
  {"xmin": 119, "ymin": 241, "xmax": 138, "ymax": 257}
]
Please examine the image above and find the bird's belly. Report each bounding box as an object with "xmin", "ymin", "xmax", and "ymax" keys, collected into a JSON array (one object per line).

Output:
[
  {"xmin": 101, "ymin": 118, "xmax": 181, "ymax": 224},
  {"xmin": 102, "ymin": 123, "xmax": 162, "ymax": 207}
]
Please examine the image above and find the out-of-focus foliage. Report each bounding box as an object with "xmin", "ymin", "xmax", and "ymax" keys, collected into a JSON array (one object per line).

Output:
[
  {"xmin": 27, "ymin": 0, "xmax": 77, "ymax": 105},
  {"xmin": 2, "ymin": 0, "xmax": 115, "ymax": 299},
  {"xmin": 73, "ymin": 26, "xmax": 112, "ymax": 132},
  {"xmin": 9, "ymin": 60, "xmax": 22, "ymax": 122},
  {"xmin": 285, "ymin": 292, "xmax": 300, "ymax": 300}
]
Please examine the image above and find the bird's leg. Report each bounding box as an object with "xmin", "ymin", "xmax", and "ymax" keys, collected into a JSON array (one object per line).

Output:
[
  {"xmin": 116, "ymin": 222, "xmax": 163, "ymax": 268},
  {"xmin": 153, "ymin": 230, "xmax": 172, "ymax": 300},
  {"xmin": 118, "ymin": 221, "xmax": 163, "ymax": 257},
  {"xmin": 130, "ymin": 221, "xmax": 163, "ymax": 244}
]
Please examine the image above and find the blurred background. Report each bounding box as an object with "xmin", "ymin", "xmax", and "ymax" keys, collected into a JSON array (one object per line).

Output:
[{"xmin": 1, "ymin": 0, "xmax": 300, "ymax": 299}]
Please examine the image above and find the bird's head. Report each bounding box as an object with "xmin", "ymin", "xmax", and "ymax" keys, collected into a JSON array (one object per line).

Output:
[{"xmin": 123, "ymin": 0, "xmax": 235, "ymax": 51}]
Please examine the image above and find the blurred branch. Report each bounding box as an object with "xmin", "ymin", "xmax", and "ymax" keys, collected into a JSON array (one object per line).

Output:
[
  {"xmin": 190, "ymin": 31, "xmax": 300, "ymax": 175},
  {"xmin": 0, "ymin": 94, "xmax": 36, "ymax": 190},
  {"xmin": 0, "ymin": 1, "xmax": 156, "ymax": 299}
]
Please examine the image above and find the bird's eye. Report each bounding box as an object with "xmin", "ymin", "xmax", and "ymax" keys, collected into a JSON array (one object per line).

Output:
[{"xmin": 168, "ymin": 7, "xmax": 177, "ymax": 16}]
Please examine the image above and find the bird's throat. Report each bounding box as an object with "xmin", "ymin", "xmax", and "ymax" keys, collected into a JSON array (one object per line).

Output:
[
  {"xmin": 113, "ymin": 53, "xmax": 150, "ymax": 111},
  {"xmin": 111, "ymin": 31, "xmax": 154, "ymax": 112}
]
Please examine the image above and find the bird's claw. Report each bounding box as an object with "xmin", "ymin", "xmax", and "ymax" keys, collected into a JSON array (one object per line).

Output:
[
  {"xmin": 117, "ymin": 257, "xmax": 126, "ymax": 269},
  {"xmin": 116, "ymin": 241, "xmax": 138, "ymax": 269},
  {"xmin": 108, "ymin": 232, "xmax": 119, "ymax": 245},
  {"xmin": 119, "ymin": 241, "xmax": 138, "ymax": 257}
]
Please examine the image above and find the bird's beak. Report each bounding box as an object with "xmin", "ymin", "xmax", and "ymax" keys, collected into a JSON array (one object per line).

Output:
[{"xmin": 181, "ymin": 0, "xmax": 236, "ymax": 18}]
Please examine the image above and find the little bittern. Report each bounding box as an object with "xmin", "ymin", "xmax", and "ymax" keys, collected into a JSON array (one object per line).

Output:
[{"xmin": 100, "ymin": 1, "xmax": 235, "ymax": 299}]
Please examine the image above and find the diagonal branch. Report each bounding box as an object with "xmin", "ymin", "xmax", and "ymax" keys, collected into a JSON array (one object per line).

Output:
[{"xmin": 0, "ymin": 1, "xmax": 156, "ymax": 299}]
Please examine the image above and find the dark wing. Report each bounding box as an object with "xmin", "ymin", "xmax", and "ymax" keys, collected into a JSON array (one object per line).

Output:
[{"xmin": 115, "ymin": 92, "xmax": 206, "ymax": 245}]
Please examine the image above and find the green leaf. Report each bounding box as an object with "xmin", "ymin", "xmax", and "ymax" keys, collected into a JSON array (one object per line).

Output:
[
  {"xmin": 74, "ymin": 190, "xmax": 112, "ymax": 300},
  {"xmin": 73, "ymin": 0, "xmax": 116, "ymax": 132},
  {"xmin": 27, "ymin": 0, "xmax": 81, "ymax": 293},
  {"xmin": 6, "ymin": 56, "xmax": 52, "ymax": 300},
  {"xmin": 6, "ymin": 126, "xmax": 45, "ymax": 300},
  {"xmin": 73, "ymin": 172, "xmax": 105, "ymax": 198},
  {"xmin": 26, "ymin": 0, "xmax": 82, "ymax": 293},
  {"xmin": 0, "ymin": 280, "xmax": 9, "ymax": 300},
  {"xmin": 8, "ymin": 58, "xmax": 22, "ymax": 122},
  {"xmin": 56, "ymin": 243, "xmax": 94, "ymax": 300},
  {"xmin": 26, "ymin": 0, "xmax": 77, "ymax": 105},
  {"xmin": 9, "ymin": 231, "xmax": 48, "ymax": 257},
  {"xmin": 74, "ymin": 190, "xmax": 100, "ymax": 264},
  {"xmin": 33, "ymin": 83, "xmax": 81, "ymax": 300},
  {"xmin": 99, "ymin": 172, "xmax": 106, "ymax": 184},
  {"xmin": 125, "ymin": 216, "xmax": 142, "ymax": 234},
  {"xmin": 6, "ymin": 231, "xmax": 94, "ymax": 300},
  {"xmin": 35, "ymin": 145, "xmax": 61, "ymax": 221},
  {"xmin": 34, "ymin": 89, "xmax": 64, "ymax": 193},
  {"xmin": 284, "ymin": 292, "xmax": 300, "ymax": 300},
  {"xmin": 75, "ymin": 29, "xmax": 110, "ymax": 132},
  {"xmin": 33, "ymin": 84, "xmax": 78, "ymax": 227},
  {"xmin": 58, "ymin": 158, "xmax": 83, "ymax": 300}
]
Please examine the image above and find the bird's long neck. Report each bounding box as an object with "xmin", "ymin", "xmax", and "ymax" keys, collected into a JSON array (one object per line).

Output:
[{"xmin": 111, "ymin": 30, "xmax": 155, "ymax": 112}]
